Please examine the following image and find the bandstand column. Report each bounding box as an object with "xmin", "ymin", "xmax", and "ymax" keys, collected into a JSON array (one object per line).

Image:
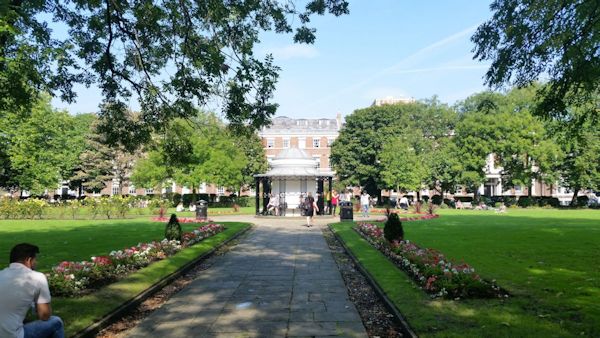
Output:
[
  {"xmin": 255, "ymin": 176, "xmax": 260, "ymax": 215},
  {"xmin": 328, "ymin": 176, "xmax": 333, "ymax": 215}
]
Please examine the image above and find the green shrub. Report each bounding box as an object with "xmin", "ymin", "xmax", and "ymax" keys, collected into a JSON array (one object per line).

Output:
[
  {"xmin": 443, "ymin": 198, "xmax": 455, "ymax": 208},
  {"xmin": 171, "ymin": 193, "xmax": 182, "ymax": 207},
  {"xmin": 111, "ymin": 195, "xmax": 131, "ymax": 218},
  {"xmin": 431, "ymin": 195, "xmax": 443, "ymax": 205},
  {"xmin": 384, "ymin": 213, "xmax": 404, "ymax": 242},
  {"xmin": 576, "ymin": 196, "xmax": 589, "ymax": 207},
  {"xmin": 517, "ymin": 197, "xmax": 533, "ymax": 208},
  {"xmin": 504, "ymin": 196, "xmax": 517, "ymax": 207},
  {"xmin": 439, "ymin": 202, "xmax": 448, "ymax": 209},
  {"xmin": 538, "ymin": 197, "xmax": 559, "ymax": 208},
  {"xmin": 0, "ymin": 198, "xmax": 18, "ymax": 219},
  {"xmin": 165, "ymin": 214, "xmax": 182, "ymax": 241}
]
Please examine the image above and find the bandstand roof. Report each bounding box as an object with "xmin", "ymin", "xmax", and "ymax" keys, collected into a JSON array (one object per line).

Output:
[{"xmin": 255, "ymin": 148, "xmax": 334, "ymax": 178}]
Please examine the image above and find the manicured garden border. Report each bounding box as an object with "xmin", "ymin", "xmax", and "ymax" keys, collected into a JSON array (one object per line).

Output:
[
  {"xmin": 68, "ymin": 222, "xmax": 252, "ymax": 337},
  {"xmin": 329, "ymin": 222, "xmax": 417, "ymax": 338}
]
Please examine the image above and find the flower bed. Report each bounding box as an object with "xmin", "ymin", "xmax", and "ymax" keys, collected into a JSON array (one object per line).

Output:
[
  {"xmin": 48, "ymin": 223, "xmax": 225, "ymax": 296},
  {"xmin": 374, "ymin": 213, "xmax": 439, "ymax": 222},
  {"xmin": 356, "ymin": 222, "xmax": 507, "ymax": 299},
  {"xmin": 152, "ymin": 216, "xmax": 214, "ymax": 223}
]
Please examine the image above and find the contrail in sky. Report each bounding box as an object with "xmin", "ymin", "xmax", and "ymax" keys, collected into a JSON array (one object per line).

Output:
[{"xmin": 305, "ymin": 23, "xmax": 482, "ymax": 110}]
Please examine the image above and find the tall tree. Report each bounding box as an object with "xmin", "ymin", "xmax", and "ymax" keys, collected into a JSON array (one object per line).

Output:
[
  {"xmin": 455, "ymin": 88, "xmax": 563, "ymax": 198},
  {"xmin": 232, "ymin": 130, "xmax": 268, "ymax": 196},
  {"xmin": 472, "ymin": 0, "xmax": 600, "ymax": 118},
  {"xmin": 131, "ymin": 113, "xmax": 248, "ymax": 197},
  {"xmin": 424, "ymin": 137, "xmax": 464, "ymax": 196},
  {"xmin": 379, "ymin": 136, "xmax": 428, "ymax": 195},
  {"xmin": 3, "ymin": 95, "xmax": 87, "ymax": 194},
  {"xmin": 1, "ymin": 1, "xmax": 349, "ymax": 150},
  {"xmin": 551, "ymin": 101, "xmax": 600, "ymax": 205},
  {"xmin": 330, "ymin": 100, "xmax": 456, "ymax": 199},
  {"xmin": 70, "ymin": 117, "xmax": 138, "ymax": 195}
]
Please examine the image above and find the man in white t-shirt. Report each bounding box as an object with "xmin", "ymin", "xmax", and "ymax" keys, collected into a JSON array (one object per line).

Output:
[
  {"xmin": 360, "ymin": 191, "xmax": 370, "ymax": 218},
  {"xmin": 0, "ymin": 243, "xmax": 64, "ymax": 338}
]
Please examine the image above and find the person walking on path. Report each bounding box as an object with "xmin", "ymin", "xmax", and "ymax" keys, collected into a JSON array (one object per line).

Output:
[
  {"xmin": 0, "ymin": 243, "xmax": 65, "ymax": 338},
  {"xmin": 360, "ymin": 191, "xmax": 370, "ymax": 218},
  {"xmin": 305, "ymin": 192, "xmax": 318, "ymax": 227}
]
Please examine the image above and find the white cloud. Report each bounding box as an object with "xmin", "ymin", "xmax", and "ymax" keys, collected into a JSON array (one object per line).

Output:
[{"xmin": 263, "ymin": 44, "xmax": 319, "ymax": 60}]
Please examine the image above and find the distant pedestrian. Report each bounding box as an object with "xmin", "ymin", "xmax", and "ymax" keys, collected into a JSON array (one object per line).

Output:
[
  {"xmin": 305, "ymin": 192, "xmax": 318, "ymax": 227},
  {"xmin": 360, "ymin": 191, "xmax": 370, "ymax": 218},
  {"xmin": 399, "ymin": 196, "xmax": 409, "ymax": 210},
  {"xmin": 331, "ymin": 190, "xmax": 339, "ymax": 215}
]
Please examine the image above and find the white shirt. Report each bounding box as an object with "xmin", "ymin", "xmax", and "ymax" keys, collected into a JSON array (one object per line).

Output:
[
  {"xmin": 0, "ymin": 263, "xmax": 52, "ymax": 338},
  {"xmin": 360, "ymin": 194, "xmax": 370, "ymax": 205}
]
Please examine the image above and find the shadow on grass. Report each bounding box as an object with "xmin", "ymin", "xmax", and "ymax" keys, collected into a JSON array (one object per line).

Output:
[{"xmin": 333, "ymin": 211, "xmax": 600, "ymax": 337}]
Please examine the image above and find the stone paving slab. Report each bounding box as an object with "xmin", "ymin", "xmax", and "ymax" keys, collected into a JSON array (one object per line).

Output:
[{"xmin": 126, "ymin": 216, "xmax": 367, "ymax": 338}]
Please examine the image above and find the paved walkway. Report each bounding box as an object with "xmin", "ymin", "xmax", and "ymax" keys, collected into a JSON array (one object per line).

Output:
[{"xmin": 126, "ymin": 215, "xmax": 368, "ymax": 338}]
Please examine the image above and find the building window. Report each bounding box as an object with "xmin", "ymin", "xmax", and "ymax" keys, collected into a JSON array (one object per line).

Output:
[
  {"xmin": 298, "ymin": 138, "xmax": 306, "ymax": 149},
  {"xmin": 266, "ymin": 138, "xmax": 274, "ymax": 148},
  {"xmin": 217, "ymin": 186, "xmax": 225, "ymax": 195},
  {"xmin": 283, "ymin": 138, "xmax": 290, "ymax": 148},
  {"xmin": 455, "ymin": 186, "xmax": 463, "ymax": 194},
  {"xmin": 313, "ymin": 138, "xmax": 320, "ymax": 148},
  {"xmin": 515, "ymin": 185, "xmax": 522, "ymax": 193},
  {"xmin": 145, "ymin": 188, "xmax": 154, "ymax": 195},
  {"xmin": 199, "ymin": 183, "xmax": 207, "ymax": 193},
  {"xmin": 112, "ymin": 185, "xmax": 120, "ymax": 196},
  {"xmin": 128, "ymin": 185, "xmax": 136, "ymax": 195},
  {"xmin": 313, "ymin": 156, "xmax": 320, "ymax": 168},
  {"xmin": 327, "ymin": 138, "xmax": 334, "ymax": 147}
]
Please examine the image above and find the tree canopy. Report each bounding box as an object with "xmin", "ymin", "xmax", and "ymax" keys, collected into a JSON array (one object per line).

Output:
[
  {"xmin": 330, "ymin": 100, "xmax": 457, "ymax": 197},
  {"xmin": 1, "ymin": 0, "xmax": 349, "ymax": 150},
  {"xmin": 130, "ymin": 112, "xmax": 263, "ymax": 196},
  {"xmin": 472, "ymin": 0, "xmax": 600, "ymax": 118},
  {"xmin": 0, "ymin": 95, "xmax": 92, "ymax": 194}
]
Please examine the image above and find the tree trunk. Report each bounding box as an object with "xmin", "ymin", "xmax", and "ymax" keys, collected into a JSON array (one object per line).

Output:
[{"xmin": 570, "ymin": 188, "xmax": 579, "ymax": 207}]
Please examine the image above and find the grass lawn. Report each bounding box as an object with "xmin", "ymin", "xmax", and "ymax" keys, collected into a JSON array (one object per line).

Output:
[
  {"xmin": 0, "ymin": 218, "xmax": 251, "ymax": 335},
  {"xmin": 330, "ymin": 208, "xmax": 600, "ymax": 337}
]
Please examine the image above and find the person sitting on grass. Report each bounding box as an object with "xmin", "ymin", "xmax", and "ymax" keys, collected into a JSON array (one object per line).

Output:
[
  {"xmin": 0, "ymin": 243, "xmax": 65, "ymax": 338},
  {"xmin": 495, "ymin": 203, "xmax": 507, "ymax": 213}
]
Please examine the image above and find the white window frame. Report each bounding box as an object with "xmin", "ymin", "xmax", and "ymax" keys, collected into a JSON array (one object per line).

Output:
[
  {"xmin": 266, "ymin": 138, "xmax": 275, "ymax": 148},
  {"xmin": 313, "ymin": 156, "xmax": 320, "ymax": 168},
  {"xmin": 298, "ymin": 137, "xmax": 306, "ymax": 149},
  {"xmin": 112, "ymin": 185, "xmax": 120, "ymax": 196},
  {"xmin": 313, "ymin": 138, "xmax": 320, "ymax": 148},
  {"xmin": 217, "ymin": 186, "xmax": 225, "ymax": 195},
  {"xmin": 145, "ymin": 188, "xmax": 154, "ymax": 195},
  {"xmin": 327, "ymin": 137, "xmax": 334, "ymax": 147},
  {"xmin": 282, "ymin": 138, "xmax": 290, "ymax": 148},
  {"xmin": 128, "ymin": 185, "xmax": 136, "ymax": 195}
]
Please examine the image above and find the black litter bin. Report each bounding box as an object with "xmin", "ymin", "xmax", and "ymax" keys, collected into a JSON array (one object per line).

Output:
[
  {"xmin": 195, "ymin": 200, "xmax": 208, "ymax": 220},
  {"xmin": 339, "ymin": 201, "xmax": 353, "ymax": 221}
]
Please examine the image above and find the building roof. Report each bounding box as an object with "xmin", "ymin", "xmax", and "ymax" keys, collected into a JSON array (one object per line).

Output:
[
  {"xmin": 255, "ymin": 147, "xmax": 334, "ymax": 178},
  {"xmin": 258, "ymin": 115, "xmax": 342, "ymax": 136}
]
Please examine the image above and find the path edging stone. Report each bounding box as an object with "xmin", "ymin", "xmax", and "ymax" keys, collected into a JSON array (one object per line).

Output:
[
  {"xmin": 328, "ymin": 224, "xmax": 418, "ymax": 338},
  {"xmin": 72, "ymin": 224, "xmax": 253, "ymax": 338}
]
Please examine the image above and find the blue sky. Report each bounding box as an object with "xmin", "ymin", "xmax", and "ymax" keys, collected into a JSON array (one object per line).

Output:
[{"xmin": 52, "ymin": 1, "xmax": 495, "ymax": 119}]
